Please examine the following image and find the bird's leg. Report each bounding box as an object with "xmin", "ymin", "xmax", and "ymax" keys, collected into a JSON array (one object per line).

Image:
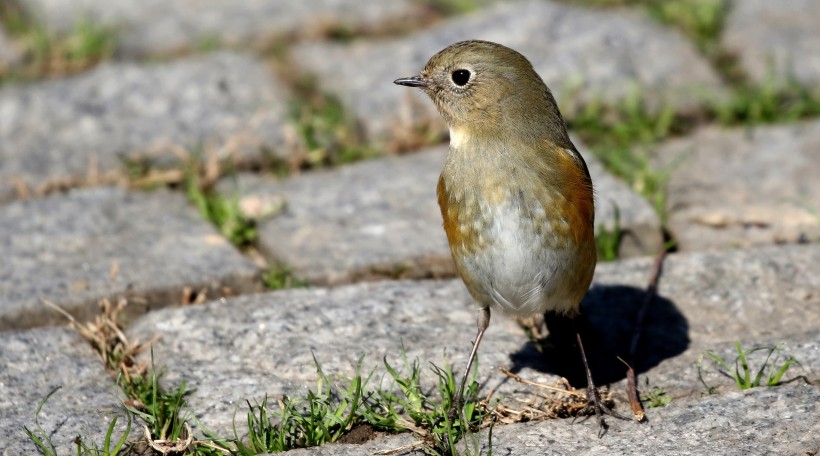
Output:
[
  {"xmin": 449, "ymin": 306, "xmax": 490, "ymax": 421},
  {"xmin": 574, "ymin": 319, "xmax": 630, "ymax": 438}
]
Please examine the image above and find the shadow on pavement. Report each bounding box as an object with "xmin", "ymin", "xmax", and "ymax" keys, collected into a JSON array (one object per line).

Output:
[{"xmin": 508, "ymin": 284, "xmax": 690, "ymax": 387}]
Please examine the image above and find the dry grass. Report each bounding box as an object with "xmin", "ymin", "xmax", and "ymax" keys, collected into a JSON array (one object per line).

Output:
[
  {"xmin": 0, "ymin": 1, "xmax": 116, "ymax": 82},
  {"xmin": 43, "ymin": 297, "xmax": 156, "ymax": 389},
  {"xmin": 42, "ymin": 298, "xmax": 222, "ymax": 454},
  {"xmin": 492, "ymin": 368, "xmax": 615, "ymax": 423}
]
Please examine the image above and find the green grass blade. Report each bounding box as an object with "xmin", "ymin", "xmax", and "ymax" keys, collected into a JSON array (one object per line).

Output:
[
  {"xmin": 750, "ymin": 345, "xmax": 777, "ymax": 388},
  {"xmin": 697, "ymin": 353, "xmax": 719, "ymax": 394},
  {"xmin": 768, "ymin": 357, "xmax": 800, "ymax": 386},
  {"xmin": 23, "ymin": 386, "xmax": 62, "ymax": 455},
  {"xmin": 109, "ymin": 412, "xmax": 132, "ymax": 456},
  {"xmin": 102, "ymin": 415, "xmax": 117, "ymax": 456},
  {"xmin": 734, "ymin": 341, "xmax": 752, "ymax": 389}
]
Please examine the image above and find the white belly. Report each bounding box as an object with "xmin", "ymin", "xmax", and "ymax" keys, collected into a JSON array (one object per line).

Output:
[{"xmin": 455, "ymin": 198, "xmax": 588, "ymax": 317}]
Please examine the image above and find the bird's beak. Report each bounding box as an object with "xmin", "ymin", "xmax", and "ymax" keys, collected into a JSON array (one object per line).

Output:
[{"xmin": 393, "ymin": 76, "xmax": 428, "ymax": 88}]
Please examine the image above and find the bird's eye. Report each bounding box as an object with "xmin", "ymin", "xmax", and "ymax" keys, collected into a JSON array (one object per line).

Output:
[{"xmin": 451, "ymin": 69, "xmax": 471, "ymax": 86}]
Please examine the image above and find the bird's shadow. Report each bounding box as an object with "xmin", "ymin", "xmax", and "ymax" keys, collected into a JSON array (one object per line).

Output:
[{"xmin": 508, "ymin": 284, "xmax": 690, "ymax": 386}]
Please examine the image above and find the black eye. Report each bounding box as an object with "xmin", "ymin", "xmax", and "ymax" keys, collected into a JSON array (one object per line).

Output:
[{"xmin": 451, "ymin": 69, "xmax": 471, "ymax": 86}]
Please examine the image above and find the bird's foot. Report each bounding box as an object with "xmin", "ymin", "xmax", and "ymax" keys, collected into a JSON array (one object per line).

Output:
[
  {"xmin": 580, "ymin": 383, "xmax": 630, "ymax": 438},
  {"xmin": 516, "ymin": 314, "xmax": 547, "ymax": 341}
]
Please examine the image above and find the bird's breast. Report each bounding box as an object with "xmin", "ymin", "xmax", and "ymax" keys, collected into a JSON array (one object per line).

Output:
[
  {"xmin": 437, "ymin": 158, "xmax": 595, "ymax": 315},
  {"xmin": 437, "ymin": 168, "xmax": 584, "ymax": 255}
]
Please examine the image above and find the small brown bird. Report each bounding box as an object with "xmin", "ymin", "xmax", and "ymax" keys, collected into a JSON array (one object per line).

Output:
[{"xmin": 395, "ymin": 40, "xmax": 625, "ymax": 434}]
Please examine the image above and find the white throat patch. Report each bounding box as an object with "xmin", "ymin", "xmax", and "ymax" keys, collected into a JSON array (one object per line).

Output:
[{"xmin": 448, "ymin": 127, "xmax": 469, "ymax": 150}]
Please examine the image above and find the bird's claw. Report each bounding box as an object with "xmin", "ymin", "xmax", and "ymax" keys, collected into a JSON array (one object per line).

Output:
[{"xmin": 581, "ymin": 384, "xmax": 630, "ymax": 438}]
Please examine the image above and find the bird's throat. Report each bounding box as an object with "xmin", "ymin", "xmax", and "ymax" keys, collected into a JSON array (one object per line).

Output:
[{"xmin": 448, "ymin": 126, "xmax": 470, "ymax": 151}]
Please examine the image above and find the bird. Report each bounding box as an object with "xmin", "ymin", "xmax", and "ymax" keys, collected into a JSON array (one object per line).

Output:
[{"xmin": 394, "ymin": 40, "xmax": 625, "ymax": 435}]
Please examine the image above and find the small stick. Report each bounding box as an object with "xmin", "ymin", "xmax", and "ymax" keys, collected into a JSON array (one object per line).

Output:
[
  {"xmin": 499, "ymin": 368, "xmax": 585, "ymax": 398},
  {"xmin": 617, "ymin": 356, "xmax": 645, "ymax": 422},
  {"xmin": 624, "ymin": 248, "xmax": 667, "ymax": 423},
  {"xmin": 374, "ymin": 441, "xmax": 425, "ymax": 455},
  {"xmin": 629, "ymin": 249, "xmax": 667, "ymax": 360}
]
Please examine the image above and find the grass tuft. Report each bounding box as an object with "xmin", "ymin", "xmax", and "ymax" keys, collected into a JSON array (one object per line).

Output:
[
  {"xmin": 596, "ymin": 203, "xmax": 623, "ymax": 261},
  {"xmin": 262, "ymin": 265, "xmax": 308, "ymax": 290},
  {"xmin": 186, "ymin": 167, "xmax": 258, "ymax": 248},
  {"xmin": 639, "ymin": 378, "xmax": 671, "ymax": 408},
  {"xmin": 235, "ymin": 352, "xmax": 490, "ymax": 455},
  {"xmin": 237, "ymin": 354, "xmax": 370, "ymax": 453},
  {"xmin": 0, "ymin": 6, "xmax": 116, "ymax": 82},
  {"xmin": 24, "ymin": 387, "xmax": 134, "ymax": 456},
  {"xmin": 421, "ymin": 0, "xmax": 484, "ymax": 15},
  {"xmin": 711, "ymin": 77, "xmax": 820, "ymax": 126},
  {"xmin": 697, "ymin": 341, "xmax": 806, "ymax": 394},
  {"xmin": 559, "ymin": 0, "xmax": 728, "ymax": 58},
  {"xmin": 565, "ymin": 88, "xmax": 682, "ymax": 224},
  {"xmin": 22, "ymin": 387, "xmax": 61, "ymax": 456},
  {"xmin": 288, "ymin": 74, "xmax": 379, "ymax": 168},
  {"xmin": 644, "ymin": 0, "xmax": 728, "ymax": 57},
  {"xmin": 40, "ymin": 298, "xmax": 232, "ymax": 455},
  {"xmin": 379, "ymin": 354, "xmax": 488, "ymax": 454}
]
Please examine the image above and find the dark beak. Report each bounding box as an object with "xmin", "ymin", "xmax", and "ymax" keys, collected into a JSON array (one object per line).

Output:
[{"xmin": 393, "ymin": 76, "xmax": 428, "ymax": 88}]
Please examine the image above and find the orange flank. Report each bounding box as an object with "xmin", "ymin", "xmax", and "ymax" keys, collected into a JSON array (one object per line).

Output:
[
  {"xmin": 554, "ymin": 149, "xmax": 595, "ymax": 246},
  {"xmin": 437, "ymin": 174, "xmax": 467, "ymax": 251}
]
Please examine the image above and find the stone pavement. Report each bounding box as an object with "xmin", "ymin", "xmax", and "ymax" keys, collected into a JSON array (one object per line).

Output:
[
  {"xmin": 18, "ymin": 0, "xmax": 429, "ymax": 57},
  {"xmin": 722, "ymin": 0, "xmax": 820, "ymax": 86},
  {"xmin": 653, "ymin": 120, "xmax": 820, "ymax": 251},
  {"xmin": 0, "ymin": 52, "xmax": 293, "ymax": 202},
  {"xmin": 1, "ymin": 0, "xmax": 819, "ymax": 454},
  {"xmin": 285, "ymin": 385, "xmax": 819, "ymax": 455},
  {"xmin": 1, "ymin": 328, "xmax": 139, "ymax": 455},
  {"xmin": 126, "ymin": 245, "xmax": 820, "ymax": 440},
  {"xmin": 0, "ymin": 186, "xmax": 261, "ymax": 331}
]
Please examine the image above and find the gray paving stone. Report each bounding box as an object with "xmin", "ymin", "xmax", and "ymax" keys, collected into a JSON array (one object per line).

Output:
[
  {"xmin": 723, "ymin": 0, "xmax": 820, "ymax": 86},
  {"xmin": 652, "ymin": 120, "xmax": 820, "ymax": 252},
  {"xmin": 223, "ymin": 144, "xmax": 661, "ymax": 286},
  {"xmin": 294, "ymin": 0, "xmax": 725, "ymax": 143},
  {"xmin": 474, "ymin": 385, "xmax": 820, "ymax": 456},
  {"xmin": 129, "ymin": 279, "xmax": 528, "ymax": 437},
  {"xmin": 127, "ymin": 244, "xmax": 820, "ymax": 439},
  {"xmin": 286, "ymin": 385, "xmax": 820, "ymax": 455},
  {"xmin": 630, "ymin": 335, "xmax": 817, "ymax": 405},
  {"xmin": 282, "ymin": 433, "xmax": 420, "ymax": 455},
  {"xmin": 0, "ymin": 327, "xmax": 138, "ymax": 454},
  {"xmin": 592, "ymin": 244, "xmax": 820, "ymax": 353},
  {"xmin": 563, "ymin": 243, "xmax": 820, "ymax": 399},
  {"xmin": 0, "ymin": 52, "xmax": 292, "ymax": 203},
  {"xmin": 0, "ymin": 186, "xmax": 261, "ymax": 331},
  {"xmin": 18, "ymin": 0, "xmax": 426, "ymax": 57}
]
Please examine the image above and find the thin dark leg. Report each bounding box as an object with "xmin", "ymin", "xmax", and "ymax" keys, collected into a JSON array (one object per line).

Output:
[
  {"xmin": 449, "ymin": 306, "xmax": 490, "ymax": 420},
  {"xmin": 574, "ymin": 319, "xmax": 629, "ymax": 438}
]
